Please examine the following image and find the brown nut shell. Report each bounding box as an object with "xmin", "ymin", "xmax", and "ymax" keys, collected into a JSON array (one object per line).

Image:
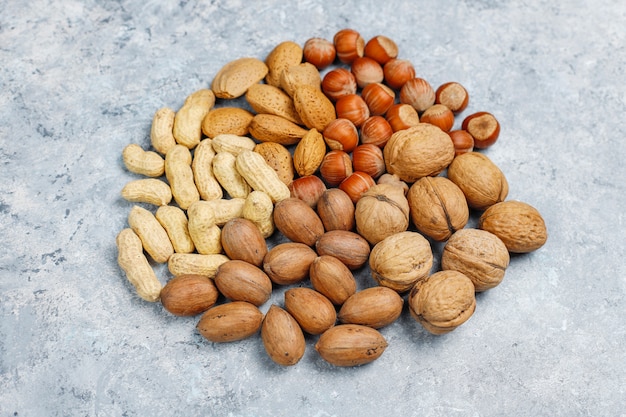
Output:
[
  {"xmin": 478, "ymin": 200, "xmax": 548, "ymax": 253},
  {"xmin": 355, "ymin": 183, "xmax": 410, "ymax": 245},
  {"xmin": 309, "ymin": 255, "xmax": 358, "ymax": 305},
  {"xmin": 221, "ymin": 218, "xmax": 268, "ymax": 267},
  {"xmin": 261, "ymin": 305, "xmax": 306, "ymax": 366},
  {"xmin": 197, "ymin": 301, "xmax": 263, "ymax": 342},
  {"xmin": 316, "ymin": 188, "xmax": 356, "ymax": 231},
  {"xmin": 442, "ymin": 228, "xmax": 510, "ymax": 291},
  {"xmin": 383, "ymin": 123, "xmax": 455, "ymax": 183},
  {"xmin": 273, "ymin": 197, "xmax": 325, "ymax": 246},
  {"xmin": 160, "ymin": 274, "xmax": 219, "ymax": 317},
  {"xmin": 408, "ymin": 270, "xmax": 476, "ymax": 335},
  {"xmin": 407, "ymin": 176, "xmax": 469, "ymax": 241},
  {"xmin": 315, "ymin": 324, "xmax": 388, "ymax": 367},
  {"xmin": 369, "ymin": 231, "xmax": 433, "ymax": 293},
  {"xmin": 284, "ymin": 287, "xmax": 337, "ymax": 335},
  {"xmin": 263, "ymin": 242, "xmax": 318, "ymax": 285},
  {"xmin": 338, "ymin": 286, "xmax": 404, "ymax": 329},
  {"xmin": 315, "ymin": 230, "xmax": 371, "ymax": 270},
  {"xmin": 214, "ymin": 260, "xmax": 273, "ymax": 306},
  {"xmin": 447, "ymin": 152, "xmax": 509, "ymax": 210}
]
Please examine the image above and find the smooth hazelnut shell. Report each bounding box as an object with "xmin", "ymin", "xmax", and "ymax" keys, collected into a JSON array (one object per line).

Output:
[
  {"xmin": 385, "ymin": 103, "xmax": 420, "ymax": 132},
  {"xmin": 321, "ymin": 68, "xmax": 357, "ymax": 102},
  {"xmin": 350, "ymin": 56, "xmax": 384, "ymax": 88},
  {"xmin": 352, "ymin": 144, "xmax": 386, "ymax": 179},
  {"xmin": 303, "ymin": 37, "xmax": 336, "ymax": 70},
  {"xmin": 320, "ymin": 149, "xmax": 353, "ymax": 186},
  {"xmin": 462, "ymin": 111, "xmax": 500, "ymax": 148},
  {"xmin": 400, "ymin": 77, "xmax": 436, "ymax": 113},
  {"xmin": 333, "ymin": 28, "xmax": 365, "ymax": 64},
  {"xmin": 339, "ymin": 171, "xmax": 376, "ymax": 204},
  {"xmin": 420, "ymin": 104, "xmax": 455, "ymax": 132},
  {"xmin": 323, "ymin": 118, "xmax": 359, "ymax": 152},
  {"xmin": 383, "ymin": 59, "xmax": 416, "ymax": 90},
  {"xmin": 364, "ymin": 35, "xmax": 399, "ymax": 64},
  {"xmin": 435, "ymin": 82, "xmax": 469, "ymax": 113},
  {"xmin": 361, "ymin": 83, "xmax": 395, "ymax": 116},
  {"xmin": 335, "ymin": 94, "xmax": 370, "ymax": 127}
]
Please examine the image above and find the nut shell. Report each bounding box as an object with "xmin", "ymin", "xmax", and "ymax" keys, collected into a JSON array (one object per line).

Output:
[
  {"xmin": 214, "ymin": 260, "xmax": 273, "ymax": 306},
  {"xmin": 383, "ymin": 124, "xmax": 455, "ymax": 183},
  {"xmin": 442, "ymin": 228, "xmax": 510, "ymax": 291},
  {"xmin": 338, "ymin": 286, "xmax": 404, "ymax": 329},
  {"xmin": 284, "ymin": 287, "xmax": 337, "ymax": 335},
  {"xmin": 355, "ymin": 183, "xmax": 410, "ymax": 245},
  {"xmin": 315, "ymin": 230, "xmax": 371, "ymax": 270},
  {"xmin": 407, "ymin": 176, "xmax": 469, "ymax": 241},
  {"xmin": 273, "ymin": 197, "xmax": 325, "ymax": 246},
  {"xmin": 316, "ymin": 188, "xmax": 356, "ymax": 232},
  {"xmin": 197, "ymin": 301, "xmax": 263, "ymax": 343},
  {"xmin": 221, "ymin": 218, "xmax": 268, "ymax": 267},
  {"xmin": 315, "ymin": 324, "xmax": 388, "ymax": 366},
  {"xmin": 261, "ymin": 305, "xmax": 306, "ymax": 366},
  {"xmin": 263, "ymin": 242, "xmax": 318, "ymax": 285},
  {"xmin": 369, "ymin": 231, "xmax": 433, "ymax": 292},
  {"xmin": 479, "ymin": 200, "xmax": 548, "ymax": 253},
  {"xmin": 309, "ymin": 255, "xmax": 358, "ymax": 305},
  {"xmin": 447, "ymin": 152, "xmax": 508, "ymax": 210},
  {"xmin": 160, "ymin": 274, "xmax": 219, "ymax": 316},
  {"xmin": 408, "ymin": 270, "xmax": 476, "ymax": 335}
]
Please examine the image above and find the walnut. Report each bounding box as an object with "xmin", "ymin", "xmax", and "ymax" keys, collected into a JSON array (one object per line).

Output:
[
  {"xmin": 441, "ymin": 228, "xmax": 510, "ymax": 291},
  {"xmin": 408, "ymin": 270, "xmax": 476, "ymax": 335},
  {"xmin": 355, "ymin": 183, "xmax": 410, "ymax": 245},
  {"xmin": 407, "ymin": 176, "xmax": 469, "ymax": 241},
  {"xmin": 369, "ymin": 231, "xmax": 433, "ymax": 292}
]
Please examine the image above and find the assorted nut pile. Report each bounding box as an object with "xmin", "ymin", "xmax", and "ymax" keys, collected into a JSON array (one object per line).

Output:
[{"xmin": 116, "ymin": 28, "xmax": 548, "ymax": 367}]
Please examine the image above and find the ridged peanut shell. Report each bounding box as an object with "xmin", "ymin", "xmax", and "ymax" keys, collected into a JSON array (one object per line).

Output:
[
  {"xmin": 369, "ymin": 231, "xmax": 433, "ymax": 293},
  {"xmin": 355, "ymin": 183, "xmax": 409, "ymax": 245},
  {"xmin": 293, "ymin": 84, "xmax": 337, "ymax": 132},
  {"xmin": 383, "ymin": 123, "xmax": 455, "ymax": 182},
  {"xmin": 160, "ymin": 274, "xmax": 219, "ymax": 316},
  {"xmin": 315, "ymin": 324, "xmax": 388, "ymax": 367},
  {"xmin": 315, "ymin": 230, "xmax": 370, "ymax": 270},
  {"xmin": 447, "ymin": 152, "xmax": 509, "ymax": 210},
  {"xmin": 273, "ymin": 198, "xmax": 325, "ymax": 246},
  {"xmin": 197, "ymin": 301, "xmax": 263, "ymax": 342},
  {"xmin": 261, "ymin": 305, "xmax": 306, "ymax": 366},
  {"xmin": 407, "ymin": 176, "xmax": 469, "ymax": 241},
  {"xmin": 309, "ymin": 255, "xmax": 357, "ymax": 305},
  {"xmin": 442, "ymin": 228, "xmax": 510, "ymax": 291},
  {"xmin": 284, "ymin": 287, "xmax": 336, "ymax": 335},
  {"xmin": 212, "ymin": 57, "xmax": 268, "ymax": 99},
  {"xmin": 214, "ymin": 260, "xmax": 272, "ymax": 306},
  {"xmin": 338, "ymin": 286, "xmax": 404, "ymax": 329},
  {"xmin": 263, "ymin": 242, "xmax": 318, "ymax": 285},
  {"xmin": 408, "ymin": 270, "xmax": 476, "ymax": 335},
  {"xmin": 479, "ymin": 200, "xmax": 548, "ymax": 253}
]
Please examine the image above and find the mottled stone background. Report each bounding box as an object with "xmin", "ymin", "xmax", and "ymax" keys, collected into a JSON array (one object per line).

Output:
[{"xmin": 1, "ymin": 1, "xmax": 625, "ymax": 416}]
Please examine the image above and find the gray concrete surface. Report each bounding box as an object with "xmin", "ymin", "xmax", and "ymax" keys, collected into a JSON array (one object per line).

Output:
[{"xmin": 1, "ymin": 1, "xmax": 625, "ymax": 416}]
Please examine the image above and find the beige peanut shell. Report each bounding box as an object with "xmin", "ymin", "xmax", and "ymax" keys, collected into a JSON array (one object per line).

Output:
[
  {"xmin": 121, "ymin": 179, "xmax": 172, "ymax": 206},
  {"xmin": 127, "ymin": 205, "xmax": 174, "ymax": 264},
  {"xmin": 165, "ymin": 145, "xmax": 200, "ymax": 210},
  {"xmin": 150, "ymin": 107, "xmax": 176, "ymax": 156},
  {"xmin": 116, "ymin": 228, "xmax": 162, "ymax": 302},
  {"xmin": 155, "ymin": 205, "xmax": 195, "ymax": 254}
]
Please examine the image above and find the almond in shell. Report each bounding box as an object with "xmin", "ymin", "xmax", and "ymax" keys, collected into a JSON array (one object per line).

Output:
[
  {"xmin": 315, "ymin": 324, "xmax": 388, "ymax": 367},
  {"xmin": 261, "ymin": 305, "xmax": 306, "ymax": 366},
  {"xmin": 264, "ymin": 41, "xmax": 303, "ymax": 87},
  {"xmin": 254, "ymin": 142, "xmax": 295, "ymax": 186},
  {"xmin": 201, "ymin": 107, "xmax": 254, "ymax": 138},
  {"xmin": 197, "ymin": 301, "xmax": 263, "ymax": 343},
  {"xmin": 249, "ymin": 114, "xmax": 308, "ymax": 146},
  {"xmin": 245, "ymin": 83, "xmax": 302, "ymax": 124},
  {"xmin": 293, "ymin": 84, "xmax": 337, "ymax": 132},
  {"xmin": 211, "ymin": 57, "xmax": 269, "ymax": 99},
  {"xmin": 280, "ymin": 62, "xmax": 322, "ymax": 97},
  {"xmin": 293, "ymin": 128, "xmax": 327, "ymax": 177}
]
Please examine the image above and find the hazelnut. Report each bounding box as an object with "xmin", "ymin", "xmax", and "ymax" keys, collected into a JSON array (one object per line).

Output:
[
  {"xmin": 339, "ymin": 171, "xmax": 376, "ymax": 204},
  {"xmin": 321, "ymin": 68, "xmax": 357, "ymax": 102},
  {"xmin": 442, "ymin": 228, "xmax": 510, "ymax": 292},
  {"xmin": 369, "ymin": 231, "xmax": 433, "ymax": 292},
  {"xmin": 408, "ymin": 270, "xmax": 476, "ymax": 335},
  {"xmin": 352, "ymin": 144, "xmax": 386, "ymax": 179},
  {"xmin": 447, "ymin": 151, "xmax": 508, "ymax": 210},
  {"xmin": 364, "ymin": 35, "xmax": 399, "ymax": 64},
  {"xmin": 333, "ymin": 28, "xmax": 365, "ymax": 64},
  {"xmin": 316, "ymin": 188, "xmax": 356, "ymax": 232},
  {"xmin": 289, "ymin": 175, "xmax": 327, "ymax": 209},
  {"xmin": 385, "ymin": 103, "xmax": 420, "ymax": 132},
  {"xmin": 350, "ymin": 56, "xmax": 384, "ymax": 88},
  {"xmin": 360, "ymin": 115, "xmax": 393, "ymax": 148},
  {"xmin": 303, "ymin": 37, "xmax": 336, "ymax": 70},
  {"xmin": 335, "ymin": 93, "xmax": 370, "ymax": 127},
  {"xmin": 407, "ymin": 176, "xmax": 469, "ymax": 241},
  {"xmin": 462, "ymin": 111, "xmax": 500, "ymax": 148},
  {"xmin": 323, "ymin": 118, "xmax": 359, "ymax": 153},
  {"xmin": 400, "ymin": 77, "xmax": 436, "ymax": 113},
  {"xmin": 361, "ymin": 82, "xmax": 395, "ymax": 116},
  {"xmin": 355, "ymin": 183, "xmax": 410, "ymax": 245},
  {"xmin": 435, "ymin": 82, "xmax": 469, "ymax": 113},
  {"xmin": 447, "ymin": 129, "xmax": 474, "ymax": 155},
  {"xmin": 320, "ymin": 149, "xmax": 353, "ymax": 186},
  {"xmin": 419, "ymin": 104, "xmax": 455, "ymax": 132},
  {"xmin": 383, "ymin": 58, "xmax": 416, "ymax": 90}
]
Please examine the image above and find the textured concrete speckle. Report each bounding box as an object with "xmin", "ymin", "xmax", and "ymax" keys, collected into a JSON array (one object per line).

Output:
[{"xmin": 1, "ymin": 0, "xmax": 625, "ymax": 416}]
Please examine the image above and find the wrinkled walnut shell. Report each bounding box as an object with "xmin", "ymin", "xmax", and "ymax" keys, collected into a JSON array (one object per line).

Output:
[{"xmin": 355, "ymin": 183, "xmax": 410, "ymax": 245}]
